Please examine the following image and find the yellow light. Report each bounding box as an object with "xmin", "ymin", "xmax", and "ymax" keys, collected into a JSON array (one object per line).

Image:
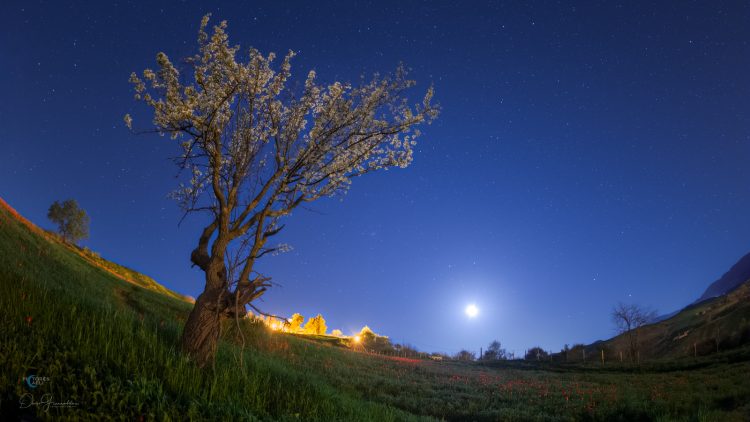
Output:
[
  {"xmin": 271, "ymin": 322, "xmax": 279, "ymax": 331},
  {"xmin": 353, "ymin": 335, "xmax": 361, "ymax": 343},
  {"xmin": 465, "ymin": 304, "xmax": 479, "ymax": 318}
]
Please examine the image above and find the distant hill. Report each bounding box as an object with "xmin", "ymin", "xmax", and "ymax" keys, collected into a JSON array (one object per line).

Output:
[
  {"xmin": 653, "ymin": 251, "xmax": 750, "ymax": 323},
  {"xmin": 696, "ymin": 251, "xmax": 750, "ymax": 302},
  {"xmin": 575, "ymin": 256, "xmax": 750, "ymax": 361}
]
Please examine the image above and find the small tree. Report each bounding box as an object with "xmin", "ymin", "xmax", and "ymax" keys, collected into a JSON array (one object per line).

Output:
[
  {"xmin": 359, "ymin": 325, "xmax": 376, "ymax": 341},
  {"xmin": 331, "ymin": 329, "xmax": 343, "ymax": 337},
  {"xmin": 611, "ymin": 302, "xmax": 656, "ymax": 362},
  {"xmin": 561, "ymin": 344, "xmax": 571, "ymax": 361},
  {"xmin": 357, "ymin": 326, "xmax": 393, "ymax": 352},
  {"xmin": 303, "ymin": 314, "xmax": 327, "ymax": 335},
  {"xmin": 524, "ymin": 346, "xmax": 549, "ymax": 361},
  {"xmin": 47, "ymin": 199, "xmax": 90, "ymax": 244},
  {"xmin": 455, "ymin": 350, "xmax": 476, "ymax": 361},
  {"xmin": 482, "ymin": 340, "xmax": 507, "ymax": 361},
  {"xmin": 288, "ymin": 313, "xmax": 304, "ymax": 332}
]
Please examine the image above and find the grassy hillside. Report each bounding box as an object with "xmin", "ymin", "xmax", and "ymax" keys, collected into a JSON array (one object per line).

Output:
[
  {"xmin": 573, "ymin": 279, "xmax": 750, "ymax": 363},
  {"xmin": 74, "ymin": 245, "xmax": 190, "ymax": 303},
  {"xmin": 0, "ymin": 197, "xmax": 189, "ymax": 303},
  {"xmin": 2, "ymin": 198, "xmax": 750, "ymax": 421},
  {"xmin": 638, "ymin": 282, "xmax": 750, "ymax": 358},
  {"xmin": 0, "ymin": 199, "xmax": 428, "ymax": 421}
]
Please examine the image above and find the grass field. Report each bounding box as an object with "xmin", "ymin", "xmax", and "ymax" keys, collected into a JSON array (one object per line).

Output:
[{"xmin": 1, "ymin": 200, "xmax": 750, "ymax": 421}]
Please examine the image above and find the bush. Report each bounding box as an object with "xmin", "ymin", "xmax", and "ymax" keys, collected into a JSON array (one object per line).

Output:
[
  {"xmin": 524, "ymin": 347, "xmax": 549, "ymax": 361},
  {"xmin": 455, "ymin": 350, "xmax": 476, "ymax": 361}
]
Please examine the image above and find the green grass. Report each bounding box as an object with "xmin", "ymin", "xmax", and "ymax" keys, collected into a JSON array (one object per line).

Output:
[
  {"xmin": 592, "ymin": 279, "xmax": 750, "ymax": 361},
  {"xmin": 0, "ymin": 204, "xmax": 426, "ymax": 421},
  {"xmin": 1, "ymin": 202, "xmax": 750, "ymax": 421},
  {"xmin": 75, "ymin": 243, "xmax": 189, "ymax": 303}
]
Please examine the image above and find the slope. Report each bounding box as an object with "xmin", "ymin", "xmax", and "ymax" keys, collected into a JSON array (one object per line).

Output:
[
  {"xmin": 0, "ymin": 197, "xmax": 190, "ymax": 303},
  {"xmin": 580, "ymin": 280, "xmax": 750, "ymax": 362},
  {"xmin": 0, "ymin": 197, "xmax": 430, "ymax": 421}
]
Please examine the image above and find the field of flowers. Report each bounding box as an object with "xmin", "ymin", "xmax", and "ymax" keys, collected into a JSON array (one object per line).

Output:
[{"xmin": 251, "ymin": 333, "xmax": 750, "ymax": 421}]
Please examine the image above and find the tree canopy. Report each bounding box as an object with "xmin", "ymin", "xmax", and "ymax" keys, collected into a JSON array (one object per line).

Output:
[
  {"xmin": 482, "ymin": 340, "xmax": 508, "ymax": 360},
  {"xmin": 288, "ymin": 313, "xmax": 304, "ymax": 332},
  {"xmin": 455, "ymin": 350, "xmax": 476, "ymax": 361},
  {"xmin": 303, "ymin": 314, "xmax": 327, "ymax": 335},
  {"xmin": 524, "ymin": 347, "xmax": 549, "ymax": 361},
  {"xmin": 47, "ymin": 199, "xmax": 90, "ymax": 244}
]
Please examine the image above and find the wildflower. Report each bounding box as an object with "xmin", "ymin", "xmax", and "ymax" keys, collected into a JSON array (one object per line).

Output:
[{"xmin": 25, "ymin": 316, "xmax": 33, "ymax": 326}]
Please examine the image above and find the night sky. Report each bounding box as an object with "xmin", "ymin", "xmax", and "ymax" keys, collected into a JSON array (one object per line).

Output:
[{"xmin": 2, "ymin": 1, "xmax": 749, "ymax": 355}]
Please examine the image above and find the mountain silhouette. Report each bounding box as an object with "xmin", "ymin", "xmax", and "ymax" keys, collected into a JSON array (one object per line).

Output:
[{"xmin": 696, "ymin": 251, "xmax": 750, "ymax": 303}]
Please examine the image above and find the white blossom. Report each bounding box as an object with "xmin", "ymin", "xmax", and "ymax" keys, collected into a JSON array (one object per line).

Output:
[{"xmin": 127, "ymin": 15, "xmax": 438, "ymax": 307}]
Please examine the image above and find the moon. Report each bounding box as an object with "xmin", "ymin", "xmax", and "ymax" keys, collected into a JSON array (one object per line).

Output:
[{"xmin": 465, "ymin": 304, "xmax": 479, "ymax": 318}]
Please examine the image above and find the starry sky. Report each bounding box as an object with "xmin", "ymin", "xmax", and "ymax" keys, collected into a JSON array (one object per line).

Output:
[{"xmin": 2, "ymin": 1, "xmax": 749, "ymax": 355}]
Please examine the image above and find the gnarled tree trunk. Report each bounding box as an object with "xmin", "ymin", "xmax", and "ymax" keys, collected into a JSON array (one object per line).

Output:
[
  {"xmin": 181, "ymin": 288, "xmax": 224, "ymax": 368},
  {"xmin": 181, "ymin": 259, "xmax": 231, "ymax": 367}
]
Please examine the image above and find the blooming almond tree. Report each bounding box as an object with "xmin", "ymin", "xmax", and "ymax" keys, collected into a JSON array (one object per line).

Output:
[{"xmin": 126, "ymin": 15, "xmax": 438, "ymax": 367}]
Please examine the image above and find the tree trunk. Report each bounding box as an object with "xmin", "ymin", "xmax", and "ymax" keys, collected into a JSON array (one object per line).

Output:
[{"xmin": 181, "ymin": 283, "xmax": 225, "ymax": 368}]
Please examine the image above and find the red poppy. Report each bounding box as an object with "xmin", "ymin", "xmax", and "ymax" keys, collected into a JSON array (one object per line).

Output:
[{"xmin": 25, "ymin": 316, "xmax": 33, "ymax": 325}]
